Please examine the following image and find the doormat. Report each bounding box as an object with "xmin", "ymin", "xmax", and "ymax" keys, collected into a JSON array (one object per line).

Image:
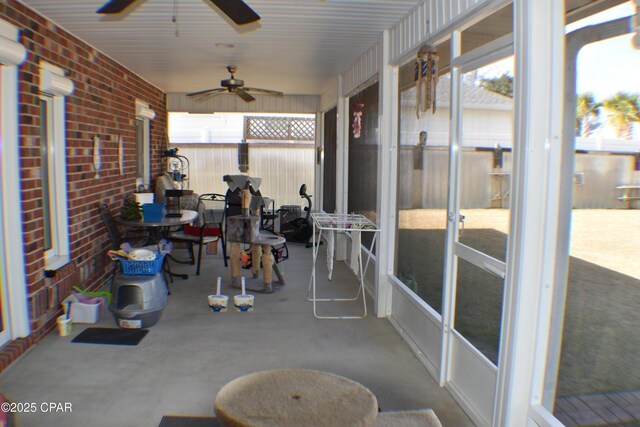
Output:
[
  {"xmin": 72, "ymin": 327, "xmax": 148, "ymax": 346},
  {"xmin": 158, "ymin": 416, "xmax": 219, "ymax": 427}
]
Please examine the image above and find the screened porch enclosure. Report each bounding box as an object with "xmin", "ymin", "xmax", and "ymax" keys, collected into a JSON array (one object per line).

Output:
[{"xmin": 0, "ymin": 0, "xmax": 637, "ymax": 427}]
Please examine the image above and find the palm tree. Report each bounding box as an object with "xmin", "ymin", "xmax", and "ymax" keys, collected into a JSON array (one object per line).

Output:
[
  {"xmin": 575, "ymin": 93, "xmax": 601, "ymax": 137},
  {"xmin": 601, "ymin": 92, "xmax": 640, "ymax": 139}
]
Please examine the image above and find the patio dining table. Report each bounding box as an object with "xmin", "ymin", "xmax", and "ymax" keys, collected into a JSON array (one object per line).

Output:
[{"xmin": 115, "ymin": 209, "xmax": 198, "ymax": 279}]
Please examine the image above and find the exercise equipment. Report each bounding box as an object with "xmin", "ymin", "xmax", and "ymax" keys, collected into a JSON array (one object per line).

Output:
[{"xmin": 279, "ymin": 184, "xmax": 314, "ymax": 247}]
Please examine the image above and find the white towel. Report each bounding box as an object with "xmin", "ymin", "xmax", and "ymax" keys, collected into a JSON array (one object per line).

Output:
[{"xmin": 350, "ymin": 231, "xmax": 361, "ymax": 276}]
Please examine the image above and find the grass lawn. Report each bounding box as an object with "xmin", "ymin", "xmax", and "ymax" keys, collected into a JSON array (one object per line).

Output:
[{"xmin": 396, "ymin": 208, "xmax": 640, "ymax": 396}]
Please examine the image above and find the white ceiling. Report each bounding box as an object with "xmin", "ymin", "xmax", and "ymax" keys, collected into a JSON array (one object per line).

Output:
[
  {"xmin": 19, "ymin": 0, "xmax": 421, "ymax": 95},
  {"xmin": 18, "ymin": 0, "xmax": 627, "ymax": 96}
]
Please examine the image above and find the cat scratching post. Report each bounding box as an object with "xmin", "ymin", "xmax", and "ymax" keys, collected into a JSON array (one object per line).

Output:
[
  {"xmin": 224, "ymin": 174, "xmax": 283, "ymax": 293},
  {"xmin": 229, "ymin": 188, "xmax": 253, "ymax": 288}
]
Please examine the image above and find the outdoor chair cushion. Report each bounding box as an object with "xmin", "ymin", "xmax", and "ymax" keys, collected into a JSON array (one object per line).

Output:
[{"xmin": 183, "ymin": 224, "xmax": 221, "ymax": 238}]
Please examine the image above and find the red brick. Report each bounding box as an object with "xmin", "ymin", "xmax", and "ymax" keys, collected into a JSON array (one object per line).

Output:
[{"xmin": 0, "ymin": 0, "xmax": 167, "ymax": 371}]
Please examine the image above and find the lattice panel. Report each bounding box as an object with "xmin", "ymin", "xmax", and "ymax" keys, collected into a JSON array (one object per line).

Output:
[
  {"xmin": 290, "ymin": 119, "xmax": 315, "ymax": 140},
  {"xmin": 245, "ymin": 116, "xmax": 315, "ymax": 141}
]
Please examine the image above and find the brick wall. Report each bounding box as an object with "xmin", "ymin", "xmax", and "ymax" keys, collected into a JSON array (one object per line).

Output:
[{"xmin": 0, "ymin": 1, "xmax": 167, "ymax": 371}]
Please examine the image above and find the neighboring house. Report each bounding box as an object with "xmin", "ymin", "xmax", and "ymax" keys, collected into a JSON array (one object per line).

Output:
[{"xmin": 400, "ymin": 75, "xmax": 514, "ymax": 148}]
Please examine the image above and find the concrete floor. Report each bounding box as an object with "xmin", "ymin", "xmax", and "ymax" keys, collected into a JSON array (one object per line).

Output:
[{"xmin": 0, "ymin": 244, "xmax": 474, "ymax": 427}]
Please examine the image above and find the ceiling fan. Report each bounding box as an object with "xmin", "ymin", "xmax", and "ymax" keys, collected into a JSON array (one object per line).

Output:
[
  {"xmin": 186, "ymin": 66, "xmax": 284, "ymax": 103},
  {"xmin": 97, "ymin": 0, "xmax": 260, "ymax": 26}
]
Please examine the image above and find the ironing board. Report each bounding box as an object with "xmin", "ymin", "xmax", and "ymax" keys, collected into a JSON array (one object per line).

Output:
[{"xmin": 308, "ymin": 213, "xmax": 379, "ymax": 319}]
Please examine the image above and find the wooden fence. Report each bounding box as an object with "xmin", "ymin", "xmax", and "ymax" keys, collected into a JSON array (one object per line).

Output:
[{"xmin": 397, "ymin": 147, "xmax": 638, "ymax": 209}]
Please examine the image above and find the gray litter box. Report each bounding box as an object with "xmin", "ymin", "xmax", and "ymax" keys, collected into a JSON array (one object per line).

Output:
[{"xmin": 109, "ymin": 273, "xmax": 168, "ymax": 329}]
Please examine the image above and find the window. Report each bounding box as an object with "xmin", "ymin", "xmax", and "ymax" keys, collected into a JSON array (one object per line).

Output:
[
  {"xmin": 40, "ymin": 97, "xmax": 53, "ymax": 251},
  {"xmin": 0, "ymin": 17, "xmax": 28, "ymax": 341},
  {"xmin": 135, "ymin": 118, "xmax": 145, "ymax": 183},
  {"xmin": 135, "ymin": 100, "xmax": 155, "ymax": 188},
  {"xmin": 0, "ymin": 19, "xmax": 29, "ymax": 346},
  {"xmin": 40, "ymin": 62, "xmax": 73, "ymax": 270},
  {"xmin": 394, "ymin": 63, "xmax": 450, "ymax": 313}
]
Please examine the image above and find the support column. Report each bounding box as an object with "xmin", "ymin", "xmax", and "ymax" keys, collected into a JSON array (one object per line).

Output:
[
  {"xmin": 493, "ymin": 0, "xmax": 564, "ymax": 425},
  {"xmin": 334, "ymin": 76, "xmax": 348, "ymax": 260},
  {"xmin": 374, "ymin": 29, "xmax": 398, "ymax": 318}
]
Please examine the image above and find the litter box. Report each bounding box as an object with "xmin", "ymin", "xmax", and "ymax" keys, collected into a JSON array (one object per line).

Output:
[{"xmin": 109, "ymin": 273, "xmax": 168, "ymax": 329}]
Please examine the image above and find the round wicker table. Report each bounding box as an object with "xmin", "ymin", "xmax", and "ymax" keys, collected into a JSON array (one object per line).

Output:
[{"xmin": 214, "ymin": 369, "xmax": 378, "ymax": 427}]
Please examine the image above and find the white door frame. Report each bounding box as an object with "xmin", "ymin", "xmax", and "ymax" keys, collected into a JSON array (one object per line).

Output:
[{"xmin": 440, "ymin": 32, "xmax": 514, "ymax": 427}]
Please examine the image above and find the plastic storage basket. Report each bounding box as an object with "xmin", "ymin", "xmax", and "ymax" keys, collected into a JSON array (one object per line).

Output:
[
  {"xmin": 120, "ymin": 254, "xmax": 165, "ymax": 275},
  {"xmin": 142, "ymin": 203, "xmax": 164, "ymax": 222}
]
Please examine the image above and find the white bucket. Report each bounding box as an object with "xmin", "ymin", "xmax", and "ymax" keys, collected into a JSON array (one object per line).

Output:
[
  {"xmin": 57, "ymin": 315, "xmax": 72, "ymax": 336},
  {"xmin": 208, "ymin": 277, "xmax": 228, "ymax": 312},
  {"xmin": 234, "ymin": 278, "xmax": 254, "ymax": 312},
  {"xmin": 208, "ymin": 295, "xmax": 228, "ymax": 312},
  {"xmin": 233, "ymin": 294, "xmax": 254, "ymax": 312}
]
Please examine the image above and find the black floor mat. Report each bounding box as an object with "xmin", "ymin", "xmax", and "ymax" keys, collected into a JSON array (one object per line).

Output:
[
  {"xmin": 72, "ymin": 327, "xmax": 148, "ymax": 346},
  {"xmin": 158, "ymin": 416, "xmax": 219, "ymax": 427}
]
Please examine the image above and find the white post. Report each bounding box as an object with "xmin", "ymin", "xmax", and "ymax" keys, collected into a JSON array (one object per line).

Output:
[
  {"xmin": 493, "ymin": 0, "xmax": 564, "ymax": 425},
  {"xmin": 375, "ymin": 30, "xmax": 398, "ymax": 317},
  {"xmin": 315, "ymin": 111, "xmax": 324, "ymax": 213},
  {"xmin": 334, "ymin": 76, "xmax": 348, "ymax": 260}
]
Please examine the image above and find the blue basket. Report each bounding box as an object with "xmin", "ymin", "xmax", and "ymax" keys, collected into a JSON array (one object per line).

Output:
[
  {"xmin": 120, "ymin": 254, "xmax": 165, "ymax": 275},
  {"xmin": 142, "ymin": 203, "xmax": 164, "ymax": 222}
]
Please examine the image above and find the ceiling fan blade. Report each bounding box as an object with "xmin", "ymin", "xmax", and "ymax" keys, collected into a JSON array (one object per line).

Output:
[
  {"xmin": 186, "ymin": 88, "xmax": 226, "ymax": 97},
  {"xmin": 96, "ymin": 0, "xmax": 138, "ymax": 14},
  {"xmin": 236, "ymin": 89, "xmax": 256, "ymax": 103},
  {"xmin": 244, "ymin": 87, "xmax": 284, "ymax": 97},
  {"xmin": 208, "ymin": 0, "xmax": 261, "ymax": 25}
]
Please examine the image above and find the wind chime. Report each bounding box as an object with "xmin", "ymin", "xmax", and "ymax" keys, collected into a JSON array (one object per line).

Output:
[
  {"xmin": 352, "ymin": 102, "xmax": 365, "ymax": 139},
  {"xmin": 415, "ymin": 44, "xmax": 439, "ymax": 118}
]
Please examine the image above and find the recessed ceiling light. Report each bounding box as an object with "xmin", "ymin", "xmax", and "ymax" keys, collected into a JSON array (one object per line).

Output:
[{"xmin": 215, "ymin": 43, "xmax": 236, "ymax": 49}]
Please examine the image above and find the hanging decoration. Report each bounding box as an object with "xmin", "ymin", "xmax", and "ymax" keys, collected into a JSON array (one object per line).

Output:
[
  {"xmin": 118, "ymin": 135, "xmax": 124, "ymax": 175},
  {"xmin": 93, "ymin": 135, "xmax": 101, "ymax": 178},
  {"xmin": 352, "ymin": 102, "xmax": 365, "ymax": 138},
  {"xmin": 415, "ymin": 44, "xmax": 439, "ymax": 118}
]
